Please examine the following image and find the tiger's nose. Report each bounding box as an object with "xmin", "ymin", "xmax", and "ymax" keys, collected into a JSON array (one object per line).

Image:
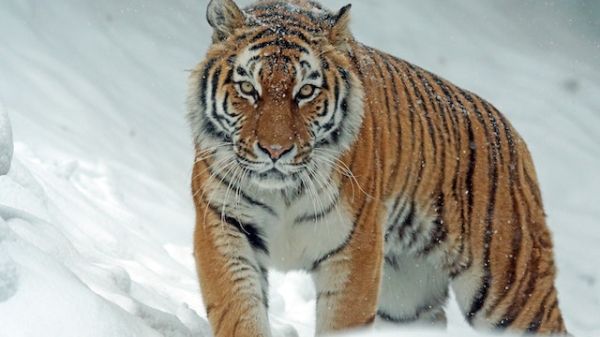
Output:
[{"xmin": 257, "ymin": 142, "xmax": 293, "ymax": 161}]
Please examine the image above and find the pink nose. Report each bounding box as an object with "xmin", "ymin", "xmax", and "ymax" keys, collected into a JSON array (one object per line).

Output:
[{"xmin": 257, "ymin": 143, "xmax": 293, "ymax": 160}]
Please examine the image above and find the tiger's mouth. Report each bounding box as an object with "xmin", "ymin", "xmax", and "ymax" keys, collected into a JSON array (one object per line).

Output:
[
  {"xmin": 247, "ymin": 167, "xmax": 302, "ymax": 190},
  {"xmin": 233, "ymin": 156, "xmax": 307, "ymax": 190},
  {"xmin": 257, "ymin": 168, "xmax": 288, "ymax": 180}
]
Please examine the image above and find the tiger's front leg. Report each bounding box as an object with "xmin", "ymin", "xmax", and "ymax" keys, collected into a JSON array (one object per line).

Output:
[
  {"xmin": 193, "ymin": 204, "xmax": 271, "ymax": 337},
  {"xmin": 311, "ymin": 204, "xmax": 384, "ymax": 335}
]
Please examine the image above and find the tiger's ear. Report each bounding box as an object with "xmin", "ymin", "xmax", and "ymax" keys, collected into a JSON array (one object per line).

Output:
[
  {"xmin": 328, "ymin": 4, "xmax": 353, "ymax": 51},
  {"xmin": 207, "ymin": 0, "xmax": 245, "ymax": 42}
]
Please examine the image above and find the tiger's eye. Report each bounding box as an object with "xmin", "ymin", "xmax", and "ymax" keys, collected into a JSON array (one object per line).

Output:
[
  {"xmin": 298, "ymin": 84, "xmax": 316, "ymax": 99},
  {"xmin": 239, "ymin": 81, "xmax": 256, "ymax": 96}
]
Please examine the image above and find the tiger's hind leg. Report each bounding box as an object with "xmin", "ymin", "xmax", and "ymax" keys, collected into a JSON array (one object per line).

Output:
[
  {"xmin": 377, "ymin": 254, "xmax": 450, "ymax": 328},
  {"xmin": 451, "ymin": 252, "xmax": 568, "ymax": 335}
]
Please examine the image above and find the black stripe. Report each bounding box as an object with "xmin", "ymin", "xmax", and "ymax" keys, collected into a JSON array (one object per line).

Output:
[
  {"xmin": 482, "ymin": 102, "xmax": 504, "ymax": 164},
  {"xmin": 234, "ymin": 32, "xmax": 252, "ymax": 42},
  {"xmin": 338, "ymin": 66, "xmax": 351, "ymax": 86},
  {"xmin": 410, "ymin": 67, "xmax": 451, "ymax": 258},
  {"xmin": 222, "ymin": 92, "xmax": 232, "ymax": 120},
  {"xmin": 384, "ymin": 254, "xmax": 399, "ymax": 268},
  {"xmin": 526, "ymin": 314, "xmax": 544, "ymax": 333},
  {"xmin": 259, "ymin": 265, "xmax": 269, "ymax": 309},
  {"xmin": 526, "ymin": 288, "xmax": 555, "ymax": 333},
  {"xmin": 421, "ymin": 219, "xmax": 447, "ymax": 256},
  {"xmin": 249, "ymin": 28, "xmax": 276, "ymax": 43},
  {"xmin": 236, "ymin": 66, "xmax": 248, "ymax": 77},
  {"xmin": 221, "ymin": 213, "xmax": 269, "ymax": 254},
  {"xmin": 333, "ymin": 66, "xmax": 352, "ymax": 141},
  {"xmin": 294, "ymin": 193, "xmax": 339, "ymax": 224},
  {"xmin": 408, "ymin": 63, "xmax": 450, "ymax": 135},
  {"xmin": 383, "ymin": 56, "xmax": 403, "ymax": 181},
  {"xmin": 398, "ymin": 63, "xmax": 428, "ymax": 207},
  {"xmin": 418, "ymin": 195, "xmax": 448, "ymax": 256},
  {"xmin": 214, "ymin": 306, "xmax": 230, "ymax": 335},
  {"xmin": 377, "ymin": 310, "xmax": 417, "ymax": 324},
  {"xmin": 332, "ymin": 75, "xmax": 341, "ymax": 115},
  {"xmin": 283, "ymin": 29, "xmax": 312, "ymax": 45},
  {"xmin": 317, "ymin": 67, "xmax": 350, "ymax": 145},
  {"xmin": 392, "ymin": 61, "xmax": 418, "ymax": 207},
  {"xmin": 384, "ymin": 196, "xmax": 408, "ymax": 242},
  {"xmin": 250, "ymin": 38, "xmax": 308, "ymax": 53},
  {"xmin": 367, "ymin": 49, "xmax": 393, "ymax": 137},
  {"xmin": 200, "ymin": 118, "xmax": 224, "ymax": 140},
  {"xmin": 299, "ymin": 60, "xmax": 310, "ymax": 69},
  {"xmin": 310, "ymin": 227, "xmax": 354, "ymax": 271},
  {"xmin": 524, "ymin": 168, "xmax": 543, "ymax": 208},
  {"xmin": 317, "ymin": 99, "xmax": 329, "ymax": 118},
  {"xmin": 429, "ymin": 75, "xmax": 468, "ymax": 273},
  {"xmin": 494, "ymin": 263, "xmax": 533, "ymax": 329},
  {"xmin": 228, "ymin": 256, "xmax": 260, "ymax": 273},
  {"xmin": 225, "ymin": 54, "xmax": 236, "ymax": 66},
  {"xmin": 441, "ymin": 85, "xmax": 476, "ymax": 277},
  {"xmin": 461, "ymin": 90, "xmax": 498, "ymax": 324},
  {"xmin": 309, "ymin": 198, "xmax": 366, "ymax": 271},
  {"xmin": 454, "ymin": 90, "xmax": 476, "ymax": 273},
  {"xmin": 224, "ymin": 68, "xmax": 234, "ymax": 85},
  {"xmin": 307, "ymin": 71, "xmax": 321, "ymax": 80},
  {"xmin": 415, "ymin": 96, "xmax": 427, "ymax": 192},
  {"xmin": 397, "ymin": 203, "xmax": 416, "ymax": 243},
  {"xmin": 247, "ymin": 55, "xmax": 261, "ymax": 67},
  {"xmin": 198, "ymin": 61, "xmax": 228, "ymax": 140},
  {"xmin": 204, "ymin": 165, "xmax": 278, "ymax": 217},
  {"xmin": 492, "ymin": 120, "xmax": 538, "ymax": 329},
  {"xmin": 487, "ymin": 106, "xmax": 523, "ymax": 314},
  {"xmin": 412, "ymin": 67, "xmax": 450, "ymax": 188},
  {"xmin": 544, "ymin": 299, "xmax": 559, "ymax": 323},
  {"xmin": 405, "ymin": 219, "xmax": 421, "ymax": 249},
  {"xmin": 404, "ymin": 65, "xmax": 437, "ymax": 162},
  {"xmin": 199, "ymin": 58, "xmax": 217, "ymax": 111},
  {"xmin": 209, "ymin": 67, "xmax": 230, "ymax": 131}
]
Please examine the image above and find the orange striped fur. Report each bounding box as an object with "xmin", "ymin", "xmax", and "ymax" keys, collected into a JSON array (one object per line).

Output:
[{"xmin": 188, "ymin": 0, "xmax": 567, "ymax": 335}]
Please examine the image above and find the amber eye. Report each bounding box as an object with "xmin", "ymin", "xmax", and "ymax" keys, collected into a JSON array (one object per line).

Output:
[
  {"xmin": 297, "ymin": 84, "xmax": 317, "ymax": 100},
  {"xmin": 238, "ymin": 81, "xmax": 256, "ymax": 96}
]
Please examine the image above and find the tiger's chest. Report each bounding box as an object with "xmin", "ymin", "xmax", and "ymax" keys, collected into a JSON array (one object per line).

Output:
[{"xmin": 241, "ymin": 189, "xmax": 354, "ymax": 272}]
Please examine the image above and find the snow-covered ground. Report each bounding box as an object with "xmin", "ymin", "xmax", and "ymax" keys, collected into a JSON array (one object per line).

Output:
[{"xmin": 0, "ymin": 1, "xmax": 599, "ymax": 336}]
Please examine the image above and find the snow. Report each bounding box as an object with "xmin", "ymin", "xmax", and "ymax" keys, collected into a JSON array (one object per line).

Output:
[
  {"xmin": 0, "ymin": 105, "xmax": 12, "ymax": 176},
  {"xmin": 0, "ymin": 0, "xmax": 599, "ymax": 337}
]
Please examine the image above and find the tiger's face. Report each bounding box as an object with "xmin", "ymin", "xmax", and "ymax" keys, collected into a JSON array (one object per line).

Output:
[{"xmin": 188, "ymin": 0, "xmax": 363, "ymax": 190}]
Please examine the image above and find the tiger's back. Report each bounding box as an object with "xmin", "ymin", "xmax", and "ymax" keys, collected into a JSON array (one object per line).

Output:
[{"xmin": 189, "ymin": 0, "xmax": 567, "ymax": 335}]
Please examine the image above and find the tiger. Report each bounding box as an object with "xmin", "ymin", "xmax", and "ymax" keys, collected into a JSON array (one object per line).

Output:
[{"xmin": 187, "ymin": 0, "xmax": 568, "ymax": 336}]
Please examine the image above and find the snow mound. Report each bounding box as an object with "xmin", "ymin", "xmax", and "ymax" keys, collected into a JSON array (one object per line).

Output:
[
  {"xmin": 0, "ymin": 150, "xmax": 211, "ymax": 337},
  {"xmin": 0, "ymin": 217, "xmax": 18, "ymax": 302},
  {"xmin": 0, "ymin": 105, "xmax": 12, "ymax": 175}
]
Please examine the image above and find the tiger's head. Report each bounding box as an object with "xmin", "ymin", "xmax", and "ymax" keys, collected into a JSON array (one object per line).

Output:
[{"xmin": 188, "ymin": 0, "xmax": 364, "ymax": 190}]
